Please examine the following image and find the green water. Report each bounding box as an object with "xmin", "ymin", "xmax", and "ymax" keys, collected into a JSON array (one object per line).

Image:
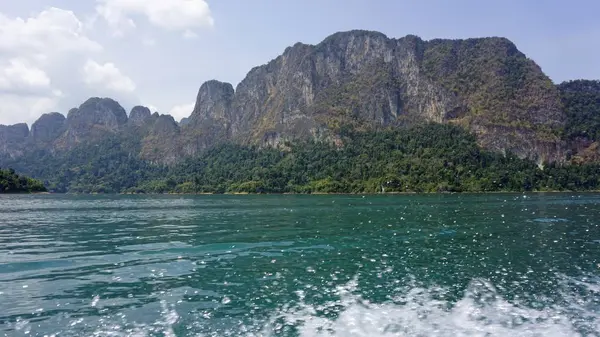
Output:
[{"xmin": 0, "ymin": 194, "xmax": 599, "ymax": 336}]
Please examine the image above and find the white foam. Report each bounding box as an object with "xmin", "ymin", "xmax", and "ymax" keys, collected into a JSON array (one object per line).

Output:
[
  {"xmin": 253, "ymin": 278, "xmax": 598, "ymax": 337},
  {"xmin": 27, "ymin": 276, "xmax": 598, "ymax": 337}
]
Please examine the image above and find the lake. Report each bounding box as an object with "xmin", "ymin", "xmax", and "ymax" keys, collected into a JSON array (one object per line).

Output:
[{"xmin": 0, "ymin": 194, "xmax": 599, "ymax": 336}]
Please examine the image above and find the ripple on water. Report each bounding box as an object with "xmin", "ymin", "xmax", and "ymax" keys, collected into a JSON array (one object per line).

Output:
[{"xmin": 0, "ymin": 194, "xmax": 598, "ymax": 336}]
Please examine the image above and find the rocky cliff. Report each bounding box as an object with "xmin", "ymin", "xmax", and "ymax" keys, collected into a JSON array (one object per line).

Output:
[
  {"xmin": 56, "ymin": 97, "xmax": 129, "ymax": 149},
  {"xmin": 558, "ymin": 80, "xmax": 600, "ymax": 163},
  {"xmin": 129, "ymin": 106, "xmax": 152, "ymax": 126},
  {"xmin": 181, "ymin": 80, "xmax": 235, "ymax": 155},
  {"xmin": 1, "ymin": 30, "xmax": 598, "ymax": 168},
  {"xmin": 0, "ymin": 123, "xmax": 29, "ymax": 158},
  {"xmin": 189, "ymin": 30, "xmax": 566, "ymax": 163},
  {"xmin": 30, "ymin": 112, "xmax": 66, "ymax": 144},
  {"xmin": 141, "ymin": 114, "xmax": 181, "ymax": 164}
]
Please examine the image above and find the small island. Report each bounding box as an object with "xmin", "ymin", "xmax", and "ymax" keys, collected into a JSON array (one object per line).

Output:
[{"xmin": 0, "ymin": 168, "xmax": 47, "ymax": 193}]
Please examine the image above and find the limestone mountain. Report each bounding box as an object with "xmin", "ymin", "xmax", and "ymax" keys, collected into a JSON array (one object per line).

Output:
[
  {"xmin": 0, "ymin": 123, "xmax": 29, "ymax": 158},
  {"xmin": 190, "ymin": 30, "xmax": 566, "ymax": 164},
  {"xmin": 0, "ymin": 98, "xmax": 134, "ymax": 156},
  {"xmin": 30, "ymin": 113, "xmax": 66, "ymax": 145},
  {"xmin": 558, "ymin": 80, "xmax": 600, "ymax": 163},
  {"xmin": 180, "ymin": 80, "xmax": 236, "ymax": 155},
  {"xmin": 0, "ymin": 29, "xmax": 598, "ymax": 172},
  {"xmin": 56, "ymin": 97, "xmax": 129, "ymax": 149},
  {"xmin": 129, "ymin": 106, "xmax": 152, "ymax": 126},
  {"xmin": 141, "ymin": 114, "xmax": 181, "ymax": 165}
]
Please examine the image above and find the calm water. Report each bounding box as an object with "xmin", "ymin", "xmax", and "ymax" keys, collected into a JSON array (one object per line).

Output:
[{"xmin": 0, "ymin": 194, "xmax": 599, "ymax": 336}]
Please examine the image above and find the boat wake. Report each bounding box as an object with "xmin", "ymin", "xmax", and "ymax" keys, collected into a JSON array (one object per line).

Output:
[
  {"xmin": 247, "ymin": 276, "xmax": 599, "ymax": 337},
  {"xmin": 20, "ymin": 275, "xmax": 591, "ymax": 337}
]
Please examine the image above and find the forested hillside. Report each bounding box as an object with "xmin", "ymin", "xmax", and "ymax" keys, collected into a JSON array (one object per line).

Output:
[
  {"xmin": 5, "ymin": 123, "xmax": 598, "ymax": 194},
  {"xmin": 558, "ymin": 80, "xmax": 600, "ymax": 163},
  {"xmin": 0, "ymin": 168, "xmax": 47, "ymax": 193}
]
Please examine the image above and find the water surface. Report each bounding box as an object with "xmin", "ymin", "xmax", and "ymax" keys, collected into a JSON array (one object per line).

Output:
[{"xmin": 0, "ymin": 193, "xmax": 599, "ymax": 336}]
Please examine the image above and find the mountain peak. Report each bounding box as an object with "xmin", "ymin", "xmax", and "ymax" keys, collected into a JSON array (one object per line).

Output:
[
  {"xmin": 68, "ymin": 97, "xmax": 128, "ymax": 126},
  {"xmin": 129, "ymin": 106, "xmax": 152, "ymax": 126},
  {"xmin": 31, "ymin": 112, "xmax": 66, "ymax": 144},
  {"xmin": 56, "ymin": 97, "xmax": 129, "ymax": 148},
  {"xmin": 190, "ymin": 80, "xmax": 234, "ymax": 123},
  {"xmin": 0, "ymin": 123, "xmax": 29, "ymax": 158},
  {"xmin": 320, "ymin": 29, "xmax": 390, "ymax": 44},
  {"xmin": 0, "ymin": 29, "xmax": 589, "ymax": 166}
]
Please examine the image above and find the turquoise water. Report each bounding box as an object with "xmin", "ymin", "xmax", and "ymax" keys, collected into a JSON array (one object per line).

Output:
[{"xmin": 0, "ymin": 194, "xmax": 599, "ymax": 336}]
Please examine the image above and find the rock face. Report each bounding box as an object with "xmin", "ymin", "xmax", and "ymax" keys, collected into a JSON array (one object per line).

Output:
[
  {"xmin": 30, "ymin": 112, "xmax": 66, "ymax": 144},
  {"xmin": 0, "ymin": 30, "xmax": 592, "ymax": 166},
  {"xmin": 185, "ymin": 30, "xmax": 565, "ymax": 163},
  {"xmin": 0, "ymin": 123, "xmax": 29, "ymax": 158},
  {"xmin": 59, "ymin": 97, "xmax": 129, "ymax": 148},
  {"xmin": 0, "ymin": 98, "xmax": 133, "ymax": 159},
  {"xmin": 190, "ymin": 80, "xmax": 235, "ymax": 125},
  {"xmin": 129, "ymin": 106, "xmax": 152, "ymax": 126},
  {"xmin": 557, "ymin": 80, "xmax": 600, "ymax": 164},
  {"xmin": 422, "ymin": 37, "xmax": 566, "ymax": 164},
  {"xmin": 141, "ymin": 115, "xmax": 181, "ymax": 164},
  {"xmin": 69, "ymin": 97, "xmax": 128, "ymax": 128},
  {"xmin": 182, "ymin": 80, "xmax": 235, "ymax": 154}
]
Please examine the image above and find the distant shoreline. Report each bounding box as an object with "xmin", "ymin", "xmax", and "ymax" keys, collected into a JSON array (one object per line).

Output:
[
  {"xmin": 8, "ymin": 190, "xmax": 599, "ymax": 196},
  {"xmin": 110, "ymin": 190, "xmax": 600, "ymax": 195}
]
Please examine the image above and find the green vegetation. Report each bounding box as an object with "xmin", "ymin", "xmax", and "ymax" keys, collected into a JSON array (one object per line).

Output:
[
  {"xmin": 151, "ymin": 123, "xmax": 599, "ymax": 194},
  {"xmin": 422, "ymin": 38, "xmax": 562, "ymax": 138},
  {"xmin": 3, "ymin": 133, "xmax": 167, "ymax": 193},
  {"xmin": 0, "ymin": 168, "xmax": 47, "ymax": 193},
  {"xmin": 7, "ymin": 123, "xmax": 597, "ymax": 194},
  {"xmin": 558, "ymin": 80, "xmax": 600, "ymax": 142}
]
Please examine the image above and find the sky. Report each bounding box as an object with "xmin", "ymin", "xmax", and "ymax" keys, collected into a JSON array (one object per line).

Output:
[{"xmin": 0, "ymin": 0, "xmax": 599, "ymax": 126}]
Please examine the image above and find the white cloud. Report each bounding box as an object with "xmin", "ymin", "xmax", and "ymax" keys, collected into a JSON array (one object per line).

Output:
[
  {"xmin": 145, "ymin": 104, "xmax": 158, "ymax": 113},
  {"xmin": 0, "ymin": 8, "xmax": 102, "ymax": 56},
  {"xmin": 95, "ymin": 3, "xmax": 136, "ymax": 37},
  {"xmin": 183, "ymin": 30, "xmax": 198, "ymax": 39},
  {"xmin": 142, "ymin": 37, "xmax": 156, "ymax": 47},
  {"xmin": 0, "ymin": 7, "xmax": 107, "ymax": 125},
  {"xmin": 83, "ymin": 59, "xmax": 136, "ymax": 93},
  {"xmin": 0, "ymin": 58, "xmax": 51, "ymax": 94},
  {"xmin": 96, "ymin": 0, "xmax": 214, "ymax": 35},
  {"xmin": 0, "ymin": 94, "xmax": 60, "ymax": 126},
  {"xmin": 169, "ymin": 102, "xmax": 195, "ymax": 120}
]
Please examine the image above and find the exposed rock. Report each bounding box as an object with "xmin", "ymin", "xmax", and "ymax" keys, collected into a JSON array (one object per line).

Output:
[
  {"xmin": 151, "ymin": 115, "xmax": 179, "ymax": 136},
  {"xmin": 558, "ymin": 80, "xmax": 600, "ymax": 162},
  {"xmin": 58, "ymin": 97, "xmax": 128, "ymax": 148},
  {"xmin": 140, "ymin": 115, "xmax": 181, "ymax": 165},
  {"xmin": 571, "ymin": 141, "xmax": 600, "ymax": 164},
  {"xmin": 129, "ymin": 106, "xmax": 152, "ymax": 126},
  {"xmin": 30, "ymin": 112, "xmax": 66, "ymax": 144},
  {"xmin": 0, "ymin": 30, "xmax": 593, "ymax": 166},
  {"xmin": 0, "ymin": 123, "xmax": 29, "ymax": 139},
  {"xmin": 422, "ymin": 37, "xmax": 565, "ymax": 162},
  {"xmin": 190, "ymin": 80, "xmax": 235, "ymax": 124},
  {"xmin": 0, "ymin": 123, "xmax": 29, "ymax": 158},
  {"xmin": 181, "ymin": 30, "xmax": 564, "ymax": 162},
  {"xmin": 70, "ymin": 97, "xmax": 128, "ymax": 126},
  {"xmin": 179, "ymin": 80, "xmax": 236, "ymax": 155}
]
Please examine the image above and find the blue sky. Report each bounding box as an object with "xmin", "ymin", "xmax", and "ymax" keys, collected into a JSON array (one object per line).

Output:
[{"xmin": 0, "ymin": 0, "xmax": 598, "ymax": 125}]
